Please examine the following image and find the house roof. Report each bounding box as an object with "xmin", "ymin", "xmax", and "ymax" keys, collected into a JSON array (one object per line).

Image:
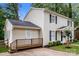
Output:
[
  {"xmin": 44, "ymin": 8, "xmax": 72, "ymax": 20},
  {"xmin": 9, "ymin": 19, "xmax": 40, "ymax": 28},
  {"xmin": 58, "ymin": 26, "xmax": 67, "ymax": 29},
  {"xmin": 24, "ymin": 7, "xmax": 73, "ymax": 21}
]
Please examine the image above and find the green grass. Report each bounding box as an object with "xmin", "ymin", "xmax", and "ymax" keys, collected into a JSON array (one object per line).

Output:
[
  {"xmin": 49, "ymin": 45, "xmax": 79, "ymax": 54},
  {"xmin": 73, "ymin": 41, "xmax": 79, "ymax": 45},
  {"xmin": 0, "ymin": 47, "xmax": 8, "ymax": 53}
]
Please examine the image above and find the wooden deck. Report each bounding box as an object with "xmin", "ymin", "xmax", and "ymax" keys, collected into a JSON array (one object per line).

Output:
[{"xmin": 9, "ymin": 38, "xmax": 43, "ymax": 52}]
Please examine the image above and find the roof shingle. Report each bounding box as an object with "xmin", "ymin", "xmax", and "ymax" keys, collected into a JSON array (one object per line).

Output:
[{"xmin": 9, "ymin": 19, "xmax": 40, "ymax": 28}]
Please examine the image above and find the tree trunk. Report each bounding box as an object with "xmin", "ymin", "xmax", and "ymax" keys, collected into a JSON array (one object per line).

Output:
[{"xmin": 68, "ymin": 3, "xmax": 72, "ymax": 18}]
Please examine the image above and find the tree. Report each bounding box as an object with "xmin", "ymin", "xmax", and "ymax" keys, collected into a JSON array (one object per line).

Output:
[
  {"xmin": 32, "ymin": 3, "xmax": 72, "ymax": 18},
  {"xmin": 0, "ymin": 3, "xmax": 19, "ymax": 40},
  {"xmin": 68, "ymin": 3, "xmax": 72, "ymax": 18},
  {"xmin": 0, "ymin": 8, "xmax": 6, "ymax": 40},
  {"xmin": 6, "ymin": 3, "xmax": 19, "ymax": 20},
  {"xmin": 64, "ymin": 30, "xmax": 72, "ymax": 48}
]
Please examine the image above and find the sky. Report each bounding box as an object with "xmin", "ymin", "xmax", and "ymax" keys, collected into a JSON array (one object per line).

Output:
[
  {"xmin": 0, "ymin": 3, "xmax": 32, "ymax": 20},
  {"xmin": 19, "ymin": 3, "xmax": 32, "ymax": 20}
]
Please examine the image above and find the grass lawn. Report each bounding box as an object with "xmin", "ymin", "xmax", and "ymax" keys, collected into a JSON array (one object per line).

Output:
[
  {"xmin": 49, "ymin": 45, "xmax": 79, "ymax": 54},
  {"xmin": 72, "ymin": 41, "xmax": 79, "ymax": 45},
  {"xmin": 0, "ymin": 47, "xmax": 8, "ymax": 53}
]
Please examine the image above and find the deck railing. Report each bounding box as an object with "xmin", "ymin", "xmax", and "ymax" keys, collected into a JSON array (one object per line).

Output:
[{"xmin": 10, "ymin": 38, "xmax": 43, "ymax": 51}]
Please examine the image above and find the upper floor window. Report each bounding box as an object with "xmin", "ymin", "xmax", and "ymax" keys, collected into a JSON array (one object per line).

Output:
[
  {"xmin": 50, "ymin": 14, "xmax": 57, "ymax": 24},
  {"xmin": 67, "ymin": 20, "xmax": 72, "ymax": 27}
]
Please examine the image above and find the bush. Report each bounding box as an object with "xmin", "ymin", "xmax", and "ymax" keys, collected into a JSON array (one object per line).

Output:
[
  {"xmin": 56, "ymin": 41, "xmax": 62, "ymax": 45},
  {"xmin": 48, "ymin": 41, "xmax": 62, "ymax": 47},
  {"xmin": 53, "ymin": 41, "xmax": 62, "ymax": 46},
  {"xmin": 48, "ymin": 41, "xmax": 53, "ymax": 47},
  {"xmin": 73, "ymin": 39, "xmax": 79, "ymax": 42},
  {"xmin": 53, "ymin": 41, "xmax": 57, "ymax": 46},
  {"xmin": 70, "ymin": 39, "xmax": 72, "ymax": 42}
]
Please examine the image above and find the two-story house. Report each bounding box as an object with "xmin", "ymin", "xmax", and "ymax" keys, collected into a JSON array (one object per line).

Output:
[
  {"xmin": 4, "ymin": 8, "xmax": 74, "ymax": 51},
  {"xmin": 24, "ymin": 8, "xmax": 74, "ymax": 46}
]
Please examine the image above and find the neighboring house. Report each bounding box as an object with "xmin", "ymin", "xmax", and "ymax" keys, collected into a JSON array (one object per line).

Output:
[{"xmin": 4, "ymin": 8, "xmax": 74, "ymax": 51}]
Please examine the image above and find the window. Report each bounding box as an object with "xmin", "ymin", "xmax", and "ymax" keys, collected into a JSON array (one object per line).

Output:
[
  {"xmin": 61, "ymin": 31, "xmax": 63, "ymax": 41},
  {"xmin": 26, "ymin": 30, "xmax": 39, "ymax": 39},
  {"xmin": 49, "ymin": 31, "xmax": 56, "ymax": 41},
  {"xmin": 55, "ymin": 31, "xmax": 57, "ymax": 41},
  {"xmin": 26, "ymin": 30, "xmax": 31, "ymax": 39},
  {"xmin": 67, "ymin": 20, "xmax": 72, "ymax": 27},
  {"xmin": 50, "ymin": 14, "xmax": 57, "ymax": 24},
  {"xmin": 49, "ymin": 31, "xmax": 51, "ymax": 41}
]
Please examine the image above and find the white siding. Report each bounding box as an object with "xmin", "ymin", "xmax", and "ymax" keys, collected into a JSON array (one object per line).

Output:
[
  {"xmin": 24, "ymin": 8, "xmax": 74, "ymax": 46},
  {"xmin": 57, "ymin": 31, "xmax": 61, "ymax": 41},
  {"xmin": 25, "ymin": 30, "xmax": 39, "ymax": 39},
  {"xmin": 57, "ymin": 16, "xmax": 67, "ymax": 27},
  {"xmin": 24, "ymin": 8, "xmax": 45, "ymax": 45},
  {"xmin": 24, "ymin": 8, "xmax": 44, "ymax": 29},
  {"xmin": 12, "ymin": 30, "xmax": 26, "ymax": 40},
  {"xmin": 5, "ymin": 19, "xmax": 13, "ymax": 46},
  {"xmin": 43, "ymin": 12, "xmax": 59, "ymax": 45},
  {"xmin": 12, "ymin": 29, "xmax": 39, "ymax": 40}
]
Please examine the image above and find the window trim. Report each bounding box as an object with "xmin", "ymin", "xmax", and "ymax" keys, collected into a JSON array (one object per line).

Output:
[
  {"xmin": 61, "ymin": 31, "xmax": 63, "ymax": 41},
  {"xmin": 50, "ymin": 14, "xmax": 51, "ymax": 23},
  {"xmin": 49, "ymin": 31, "xmax": 51, "ymax": 41},
  {"xmin": 55, "ymin": 31, "xmax": 57, "ymax": 41},
  {"xmin": 50, "ymin": 14, "xmax": 57, "ymax": 24},
  {"xmin": 67, "ymin": 20, "xmax": 72, "ymax": 27},
  {"xmin": 55, "ymin": 16, "xmax": 57, "ymax": 24}
]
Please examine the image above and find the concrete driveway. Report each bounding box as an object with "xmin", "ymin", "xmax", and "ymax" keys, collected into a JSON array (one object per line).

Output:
[{"xmin": 0, "ymin": 48, "xmax": 78, "ymax": 56}]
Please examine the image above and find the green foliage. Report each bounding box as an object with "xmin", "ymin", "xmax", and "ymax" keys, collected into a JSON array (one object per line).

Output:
[
  {"xmin": 64, "ymin": 30, "xmax": 71, "ymax": 38},
  {"xmin": 32, "ymin": 3, "xmax": 72, "ymax": 18},
  {"xmin": 0, "ymin": 9, "xmax": 6, "ymax": 40},
  {"xmin": 0, "ymin": 47, "xmax": 8, "ymax": 53},
  {"xmin": 50, "ymin": 45, "xmax": 79, "ymax": 54},
  {"xmin": 48, "ymin": 41, "xmax": 53, "ymax": 47},
  {"xmin": 48, "ymin": 41, "xmax": 62, "ymax": 47},
  {"xmin": 64, "ymin": 30, "xmax": 72, "ymax": 48},
  {"xmin": 33, "ymin": 3, "xmax": 79, "ymax": 27},
  {"xmin": 53, "ymin": 41, "xmax": 62, "ymax": 46},
  {"xmin": 5, "ymin": 3, "xmax": 19, "ymax": 20},
  {"xmin": 73, "ymin": 39, "xmax": 79, "ymax": 42},
  {"xmin": 0, "ymin": 3, "xmax": 19, "ymax": 40}
]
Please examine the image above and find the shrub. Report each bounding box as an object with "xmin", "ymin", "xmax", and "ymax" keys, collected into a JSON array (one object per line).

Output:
[
  {"xmin": 48, "ymin": 41, "xmax": 62, "ymax": 47},
  {"xmin": 70, "ymin": 39, "xmax": 72, "ymax": 42},
  {"xmin": 56, "ymin": 41, "xmax": 62, "ymax": 45},
  {"xmin": 53, "ymin": 41, "xmax": 62, "ymax": 46},
  {"xmin": 73, "ymin": 39, "xmax": 79, "ymax": 42},
  {"xmin": 48, "ymin": 41, "xmax": 53, "ymax": 47},
  {"xmin": 52, "ymin": 41, "xmax": 56, "ymax": 46}
]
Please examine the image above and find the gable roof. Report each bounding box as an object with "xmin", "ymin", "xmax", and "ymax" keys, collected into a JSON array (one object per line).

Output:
[
  {"xmin": 24, "ymin": 7, "xmax": 73, "ymax": 21},
  {"xmin": 9, "ymin": 19, "xmax": 40, "ymax": 28}
]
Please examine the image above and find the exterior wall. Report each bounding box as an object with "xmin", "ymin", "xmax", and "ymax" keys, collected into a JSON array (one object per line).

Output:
[
  {"xmin": 72, "ymin": 22, "xmax": 74, "ymax": 40},
  {"xmin": 24, "ymin": 8, "xmax": 74, "ymax": 46},
  {"xmin": 57, "ymin": 16, "xmax": 68, "ymax": 28},
  {"xmin": 24, "ymin": 8, "xmax": 44, "ymax": 44},
  {"xmin": 57, "ymin": 31, "xmax": 61, "ymax": 41},
  {"xmin": 44, "ymin": 11, "xmax": 74, "ymax": 45},
  {"xmin": 12, "ymin": 29, "xmax": 26, "ymax": 41},
  {"xmin": 12, "ymin": 29, "xmax": 40, "ymax": 41},
  {"xmin": 5, "ymin": 19, "xmax": 13, "ymax": 46},
  {"xmin": 24, "ymin": 8, "xmax": 44, "ymax": 29},
  {"xmin": 42, "ymin": 12, "xmax": 57, "ymax": 45}
]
